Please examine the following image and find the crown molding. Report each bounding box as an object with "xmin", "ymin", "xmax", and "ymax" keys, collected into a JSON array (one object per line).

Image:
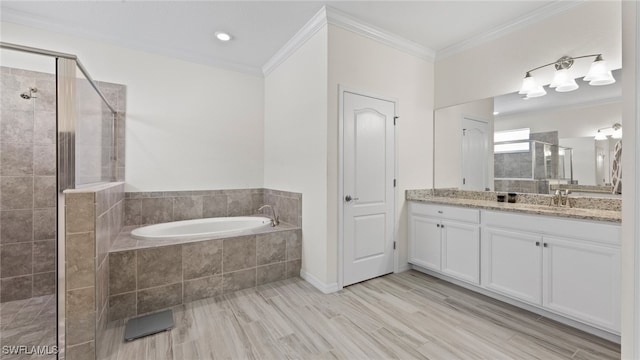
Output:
[
  {"xmin": 435, "ymin": 1, "xmax": 586, "ymax": 62},
  {"xmin": 1, "ymin": 8, "xmax": 264, "ymax": 76},
  {"xmin": 262, "ymin": 5, "xmax": 437, "ymax": 76},
  {"xmin": 325, "ymin": 7, "xmax": 436, "ymax": 63},
  {"xmin": 262, "ymin": 6, "xmax": 328, "ymax": 76}
]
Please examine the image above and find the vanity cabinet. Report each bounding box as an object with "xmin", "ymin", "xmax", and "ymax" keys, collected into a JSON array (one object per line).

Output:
[
  {"xmin": 408, "ymin": 202, "xmax": 480, "ymax": 285},
  {"xmin": 482, "ymin": 210, "xmax": 621, "ymax": 333}
]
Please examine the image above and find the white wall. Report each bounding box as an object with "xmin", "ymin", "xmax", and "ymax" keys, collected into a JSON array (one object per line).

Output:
[
  {"xmin": 558, "ymin": 137, "xmax": 596, "ymax": 186},
  {"xmin": 435, "ymin": 1, "xmax": 621, "ymax": 108},
  {"xmin": 328, "ymin": 25, "xmax": 434, "ymax": 282},
  {"xmin": 1, "ymin": 21, "xmax": 265, "ymax": 191},
  {"xmin": 434, "ymin": 98, "xmax": 494, "ymax": 189},
  {"xmin": 263, "ymin": 27, "xmax": 329, "ymax": 285}
]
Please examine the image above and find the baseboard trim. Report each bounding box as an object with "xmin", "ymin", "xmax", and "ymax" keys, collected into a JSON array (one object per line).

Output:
[
  {"xmin": 300, "ymin": 270, "xmax": 340, "ymax": 294},
  {"xmin": 396, "ymin": 264, "xmax": 411, "ymax": 273}
]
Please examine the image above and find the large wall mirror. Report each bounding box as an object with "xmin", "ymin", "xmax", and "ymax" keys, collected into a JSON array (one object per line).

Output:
[{"xmin": 434, "ymin": 69, "xmax": 622, "ymax": 197}]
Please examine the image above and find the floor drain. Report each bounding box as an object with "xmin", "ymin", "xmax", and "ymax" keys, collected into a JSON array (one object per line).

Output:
[{"xmin": 124, "ymin": 309, "xmax": 174, "ymax": 341}]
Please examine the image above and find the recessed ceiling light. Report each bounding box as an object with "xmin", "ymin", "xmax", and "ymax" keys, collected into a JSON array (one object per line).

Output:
[{"xmin": 215, "ymin": 32, "xmax": 231, "ymax": 42}]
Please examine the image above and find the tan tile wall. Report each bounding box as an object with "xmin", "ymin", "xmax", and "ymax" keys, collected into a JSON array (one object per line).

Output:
[
  {"xmin": 0, "ymin": 67, "xmax": 56, "ymax": 302},
  {"xmin": 64, "ymin": 183, "xmax": 124, "ymax": 360},
  {"xmin": 107, "ymin": 229, "xmax": 302, "ymax": 322}
]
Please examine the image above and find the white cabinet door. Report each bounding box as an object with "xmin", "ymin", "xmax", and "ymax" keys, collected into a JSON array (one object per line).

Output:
[
  {"xmin": 408, "ymin": 215, "xmax": 441, "ymax": 271},
  {"xmin": 483, "ymin": 227, "xmax": 543, "ymax": 305},
  {"xmin": 543, "ymin": 236, "xmax": 621, "ymax": 332},
  {"xmin": 441, "ymin": 220, "xmax": 480, "ymax": 284}
]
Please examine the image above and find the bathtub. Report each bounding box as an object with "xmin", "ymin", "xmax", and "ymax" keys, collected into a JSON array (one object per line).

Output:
[{"xmin": 130, "ymin": 216, "xmax": 272, "ymax": 241}]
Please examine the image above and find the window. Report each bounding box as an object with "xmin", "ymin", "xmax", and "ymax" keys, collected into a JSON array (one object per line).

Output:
[{"xmin": 494, "ymin": 128, "xmax": 530, "ymax": 153}]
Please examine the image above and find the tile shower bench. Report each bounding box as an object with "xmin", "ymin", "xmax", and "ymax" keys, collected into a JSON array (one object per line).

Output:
[{"xmin": 107, "ymin": 223, "xmax": 301, "ymax": 321}]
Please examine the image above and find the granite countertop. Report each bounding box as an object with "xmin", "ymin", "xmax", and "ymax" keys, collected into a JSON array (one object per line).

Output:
[
  {"xmin": 110, "ymin": 222, "xmax": 300, "ymax": 252},
  {"xmin": 407, "ymin": 194, "xmax": 621, "ymax": 223}
]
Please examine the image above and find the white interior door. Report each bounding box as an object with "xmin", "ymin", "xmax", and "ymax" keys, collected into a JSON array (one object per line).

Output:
[
  {"xmin": 343, "ymin": 91, "xmax": 395, "ymax": 287},
  {"xmin": 461, "ymin": 117, "xmax": 489, "ymax": 190}
]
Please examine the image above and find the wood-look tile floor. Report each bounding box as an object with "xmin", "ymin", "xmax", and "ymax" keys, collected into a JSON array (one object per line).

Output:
[
  {"xmin": 0, "ymin": 295, "xmax": 57, "ymax": 360},
  {"xmin": 99, "ymin": 271, "xmax": 620, "ymax": 360}
]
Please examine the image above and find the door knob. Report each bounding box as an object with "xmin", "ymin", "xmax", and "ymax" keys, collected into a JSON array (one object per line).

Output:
[{"xmin": 345, "ymin": 195, "xmax": 359, "ymax": 202}]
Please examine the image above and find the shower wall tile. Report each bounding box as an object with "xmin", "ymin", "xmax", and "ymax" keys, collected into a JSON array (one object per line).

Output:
[
  {"xmin": 0, "ymin": 109, "xmax": 34, "ymax": 143},
  {"xmin": 33, "ymin": 111, "xmax": 56, "ymax": 145},
  {"xmin": 33, "ymin": 240, "xmax": 56, "ymax": 273},
  {"xmin": 1, "ymin": 143, "xmax": 33, "ymax": 175},
  {"xmin": 1, "ymin": 176, "xmax": 33, "ymax": 210},
  {"xmin": 33, "ymin": 145, "xmax": 56, "ymax": 176},
  {"xmin": 0, "ymin": 67, "xmax": 58, "ymax": 303},
  {"xmin": 0, "ymin": 210, "xmax": 33, "ymax": 243},
  {"xmin": 33, "ymin": 176, "xmax": 56, "ymax": 208},
  {"xmin": 0, "ymin": 242, "xmax": 32, "ymax": 277},
  {"xmin": 33, "ymin": 271, "xmax": 55, "ymax": 296},
  {"xmin": 33, "ymin": 208, "xmax": 56, "ymax": 240},
  {"xmin": 0, "ymin": 275, "xmax": 32, "ymax": 302}
]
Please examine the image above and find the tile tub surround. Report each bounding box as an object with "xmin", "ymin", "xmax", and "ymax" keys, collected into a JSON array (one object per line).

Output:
[
  {"xmin": 107, "ymin": 227, "xmax": 302, "ymax": 321},
  {"xmin": 406, "ymin": 189, "xmax": 621, "ymax": 223},
  {"xmin": 64, "ymin": 182, "xmax": 124, "ymax": 359},
  {"xmin": 124, "ymin": 188, "xmax": 302, "ymax": 227},
  {"xmin": 0, "ymin": 66, "xmax": 57, "ymax": 303}
]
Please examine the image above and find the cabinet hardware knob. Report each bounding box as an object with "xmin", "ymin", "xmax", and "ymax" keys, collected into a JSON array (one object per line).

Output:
[
  {"xmin": 536, "ymin": 241, "xmax": 540, "ymax": 246},
  {"xmin": 438, "ymin": 211, "xmax": 443, "ymax": 214},
  {"xmin": 441, "ymin": 225, "xmax": 445, "ymax": 228},
  {"xmin": 543, "ymin": 243, "xmax": 548, "ymax": 247},
  {"xmin": 437, "ymin": 224, "xmax": 440, "ymax": 228}
]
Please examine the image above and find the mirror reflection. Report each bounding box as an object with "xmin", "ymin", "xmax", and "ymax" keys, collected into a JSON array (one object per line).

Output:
[{"xmin": 434, "ymin": 69, "xmax": 622, "ymax": 197}]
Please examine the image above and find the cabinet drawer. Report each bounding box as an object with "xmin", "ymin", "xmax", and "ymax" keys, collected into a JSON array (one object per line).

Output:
[
  {"xmin": 409, "ymin": 202, "xmax": 479, "ymax": 224},
  {"xmin": 482, "ymin": 210, "xmax": 620, "ymax": 246}
]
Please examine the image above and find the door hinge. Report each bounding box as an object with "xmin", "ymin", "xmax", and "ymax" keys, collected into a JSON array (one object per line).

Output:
[
  {"xmin": 463, "ymin": 178, "xmax": 466, "ymax": 185},
  {"xmin": 462, "ymin": 129, "xmax": 466, "ymax": 136},
  {"xmin": 394, "ymin": 116, "xmax": 398, "ymax": 125},
  {"xmin": 393, "ymin": 241, "xmax": 396, "ymax": 250},
  {"xmin": 393, "ymin": 179, "xmax": 396, "ymax": 187}
]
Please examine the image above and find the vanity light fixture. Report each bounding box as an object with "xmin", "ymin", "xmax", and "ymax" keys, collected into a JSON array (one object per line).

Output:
[
  {"xmin": 519, "ymin": 54, "xmax": 615, "ymax": 99},
  {"xmin": 215, "ymin": 32, "xmax": 232, "ymax": 42},
  {"xmin": 594, "ymin": 123, "xmax": 622, "ymax": 141}
]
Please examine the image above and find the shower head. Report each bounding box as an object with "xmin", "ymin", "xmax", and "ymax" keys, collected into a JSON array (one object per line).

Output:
[{"xmin": 20, "ymin": 87, "xmax": 37, "ymax": 100}]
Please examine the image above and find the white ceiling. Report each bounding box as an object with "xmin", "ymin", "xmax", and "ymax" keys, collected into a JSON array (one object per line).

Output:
[{"xmin": 1, "ymin": 1, "xmax": 576, "ymax": 75}]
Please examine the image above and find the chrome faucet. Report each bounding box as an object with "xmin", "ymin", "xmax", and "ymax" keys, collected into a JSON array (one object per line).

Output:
[
  {"xmin": 258, "ymin": 205, "xmax": 279, "ymax": 227},
  {"xmin": 550, "ymin": 189, "xmax": 572, "ymax": 207}
]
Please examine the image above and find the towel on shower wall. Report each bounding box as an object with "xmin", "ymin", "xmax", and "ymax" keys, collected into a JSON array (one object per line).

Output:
[{"xmin": 611, "ymin": 140, "xmax": 622, "ymax": 194}]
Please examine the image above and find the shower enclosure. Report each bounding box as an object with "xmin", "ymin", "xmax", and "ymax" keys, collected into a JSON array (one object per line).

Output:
[{"xmin": 0, "ymin": 42, "xmax": 122, "ymax": 359}]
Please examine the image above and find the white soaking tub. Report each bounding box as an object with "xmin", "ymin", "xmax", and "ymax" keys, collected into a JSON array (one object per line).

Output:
[{"xmin": 130, "ymin": 216, "xmax": 272, "ymax": 241}]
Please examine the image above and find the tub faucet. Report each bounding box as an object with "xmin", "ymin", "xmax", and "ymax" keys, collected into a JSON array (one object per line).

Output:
[{"xmin": 258, "ymin": 205, "xmax": 279, "ymax": 227}]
